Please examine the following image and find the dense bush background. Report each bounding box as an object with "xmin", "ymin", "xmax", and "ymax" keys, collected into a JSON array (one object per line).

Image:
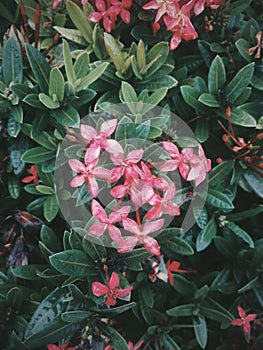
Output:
[{"xmin": 0, "ymin": 0, "xmax": 262, "ymax": 349}]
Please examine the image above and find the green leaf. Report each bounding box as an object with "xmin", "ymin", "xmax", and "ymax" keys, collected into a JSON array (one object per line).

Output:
[
  {"xmin": 2, "ymin": 37, "xmax": 23, "ymax": 85},
  {"xmin": 144, "ymin": 42, "xmax": 169, "ymax": 77},
  {"xmin": 167, "ymin": 304, "xmax": 195, "ymax": 317},
  {"xmin": 82, "ymin": 236, "xmax": 107, "ymax": 261},
  {"xmin": 63, "ymin": 39, "xmax": 76, "ymax": 84},
  {"xmin": 227, "ymin": 205, "xmax": 263, "ymax": 222},
  {"xmin": 229, "ymin": 0, "xmax": 253, "ymax": 15},
  {"xmin": 137, "ymin": 39, "xmax": 146, "ymax": 70},
  {"xmin": 209, "ymin": 161, "xmax": 234, "ymax": 187},
  {"xmin": 25, "ymin": 44, "xmax": 51, "ymax": 94},
  {"xmin": 6, "ymin": 287, "xmax": 24, "ymax": 309},
  {"xmin": 206, "ymin": 189, "xmax": 234, "ymax": 210},
  {"xmin": 121, "ymin": 248, "xmax": 151, "ymax": 271},
  {"xmin": 200, "ymin": 217, "xmax": 217, "ymax": 244},
  {"xmin": 49, "ymin": 68, "xmax": 65, "ymax": 102},
  {"xmin": 74, "ymin": 52, "xmax": 89, "ymax": 79},
  {"xmin": 12, "ymin": 264, "xmax": 47, "ymax": 281},
  {"xmin": 50, "ymin": 249, "xmax": 92, "ymax": 278},
  {"xmin": 225, "ymin": 221, "xmax": 254, "ymax": 248},
  {"xmin": 198, "ymin": 93, "xmax": 220, "ymax": 107},
  {"xmin": 195, "ymin": 118, "xmax": 209, "ymax": 143},
  {"xmin": 75, "ymin": 62, "xmax": 109, "ymax": 91},
  {"xmin": 225, "ymin": 63, "xmax": 254, "ymax": 103},
  {"xmin": 8, "ymin": 114, "xmax": 21, "ymax": 137},
  {"xmin": 243, "ymin": 171, "xmax": 263, "ymax": 198},
  {"xmin": 51, "ymin": 106, "xmax": 80, "ymax": 127},
  {"xmin": 93, "ymin": 302, "xmax": 136, "ymax": 317},
  {"xmin": 104, "ymin": 33, "xmax": 125, "ymax": 73},
  {"xmin": 180, "ymin": 86, "xmax": 203, "ymax": 111},
  {"xmin": 36, "ymin": 185, "xmax": 54, "ymax": 195},
  {"xmin": 23, "ymin": 94, "xmax": 47, "ymax": 109},
  {"xmin": 208, "ymin": 55, "xmax": 226, "ymax": 96},
  {"xmin": 66, "ymin": 0, "xmax": 93, "ymax": 43},
  {"xmin": 8, "ymin": 175, "xmax": 21, "ymax": 199},
  {"xmin": 160, "ymin": 334, "xmax": 181, "ymax": 350},
  {"xmin": 193, "ymin": 315, "xmax": 207, "ymax": 349},
  {"xmin": 199, "ymin": 306, "xmax": 232, "ymax": 323},
  {"xmin": 96, "ymin": 322, "xmax": 129, "ymax": 350},
  {"xmin": 22, "ymin": 147, "xmax": 56, "ymax": 164},
  {"xmin": 39, "ymin": 93, "xmax": 60, "ymax": 109},
  {"xmin": 44, "ymin": 195, "xmax": 59, "ymax": 222},
  {"xmin": 166, "ymin": 238, "xmax": 194, "ymax": 255},
  {"xmin": 120, "ymin": 82, "xmax": 138, "ymax": 114},
  {"xmin": 145, "ymin": 87, "xmax": 168, "ymax": 108},
  {"xmin": 61, "ymin": 310, "xmax": 92, "ymax": 323},
  {"xmin": 54, "ymin": 26, "xmax": 87, "ymax": 46},
  {"xmin": 172, "ymin": 275, "xmax": 196, "ymax": 295},
  {"xmin": 235, "ymin": 38, "xmax": 251, "ymax": 62}
]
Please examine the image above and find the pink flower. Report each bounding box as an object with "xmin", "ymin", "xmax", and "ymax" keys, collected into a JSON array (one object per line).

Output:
[
  {"xmin": 166, "ymin": 260, "xmax": 196, "ymax": 286},
  {"xmin": 133, "ymin": 162, "xmax": 169, "ymax": 204},
  {"xmin": 118, "ymin": 218, "xmax": 164, "ymax": 255},
  {"xmin": 92, "ymin": 271, "xmax": 133, "ymax": 306},
  {"xmin": 146, "ymin": 183, "xmax": 180, "ymax": 219},
  {"xmin": 88, "ymin": 199, "xmax": 130, "ymax": 241},
  {"xmin": 22, "ymin": 165, "xmax": 39, "ymax": 184},
  {"xmin": 88, "ymin": 0, "xmax": 119, "ymax": 32},
  {"xmin": 110, "ymin": 148, "xmax": 144, "ymax": 182},
  {"xmin": 164, "ymin": 2, "xmax": 198, "ymax": 50},
  {"xmin": 193, "ymin": 0, "xmax": 223, "ymax": 15},
  {"xmin": 47, "ymin": 342, "xmax": 74, "ymax": 350},
  {"xmin": 110, "ymin": 0, "xmax": 132, "ymax": 24},
  {"xmin": 180, "ymin": 145, "xmax": 211, "ymax": 186},
  {"xmin": 231, "ymin": 306, "xmax": 257, "ymax": 335},
  {"xmin": 143, "ymin": 0, "xmax": 180, "ymax": 23},
  {"xmin": 160, "ymin": 141, "xmax": 181, "ymax": 172},
  {"xmin": 81, "ymin": 119, "xmax": 121, "ymax": 164},
  {"xmin": 68, "ymin": 158, "xmax": 110, "ymax": 197}
]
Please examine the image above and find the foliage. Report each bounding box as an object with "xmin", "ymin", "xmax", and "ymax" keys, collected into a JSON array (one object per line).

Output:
[{"xmin": 0, "ymin": 1, "xmax": 262, "ymax": 349}]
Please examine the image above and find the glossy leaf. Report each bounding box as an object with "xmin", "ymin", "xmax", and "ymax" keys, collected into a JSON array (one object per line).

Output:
[
  {"xmin": 208, "ymin": 55, "xmax": 226, "ymax": 95},
  {"xmin": 2, "ymin": 37, "xmax": 22, "ymax": 85}
]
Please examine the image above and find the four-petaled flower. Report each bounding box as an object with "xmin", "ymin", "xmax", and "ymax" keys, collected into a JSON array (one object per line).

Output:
[
  {"xmin": 143, "ymin": 0, "xmax": 180, "ymax": 23},
  {"xmin": 118, "ymin": 218, "xmax": 164, "ymax": 255},
  {"xmin": 146, "ymin": 183, "xmax": 180, "ymax": 220},
  {"xmin": 81, "ymin": 119, "xmax": 121, "ymax": 164},
  {"xmin": 88, "ymin": 199, "xmax": 130, "ymax": 241},
  {"xmin": 92, "ymin": 271, "xmax": 133, "ymax": 306},
  {"xmin": 22, "ymin": 165, "xmax": 39, "ymax": 184},
  {"xmin": 166, "ymin": 259, "xmax": 196, "ymax": 285},
  {"xmin": 47, "ymin": 342, "xmax": 74, "ymax": 350},
  {"xmin": 68, "ymin": 158, "xmax": 110, "ymax": 198},
  {"xmin": 192, "ymin": 0, "xmax": 223, "ymax": 16},
  {"xmin": 231, "ymin": 306, "xmax": 257, "ymax": 335}
]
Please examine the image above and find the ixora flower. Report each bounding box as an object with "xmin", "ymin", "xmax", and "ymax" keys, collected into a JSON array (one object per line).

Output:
[
  {"xmin": 231, "ymin": 306, "xmax": 257, "ymax": 335},
  {"xmin": 117, "ymin": 218, "xmax": 164, "ymax": 255},
  {"xmin": 143, "ymin": 0, "xmax": 180, "ymax": 23},
  {"xmin": 68, "ymin": 158, "xmax": 110, "ymax": 197},
  {"xmin": 80, "ymin": 119, "xmax": 121, "ymax": 163},
  {"xmin": 47, "ymin": 342, "xmax": 74, "ymax": 350},
  {"xmin": 21, "ymin": 164, "xmax": 39, "ymax": 184},
  {"xmin": 192, "ymin": 0, "xmax": 224, "ymax": 16},
  {"xmin": 92, "ymin": 271, "xmax": 132, "ymax": 306},
  {"xmin": 166, "ymin": 260, "xmax": 196, "ymax": 285},
  {"xmin": 88, "ymin": 199, "xmax": 130, "ymax": 241},
  {"xmin": 146, "ymin": 183, "xmax": 180, "ymax": 220}
]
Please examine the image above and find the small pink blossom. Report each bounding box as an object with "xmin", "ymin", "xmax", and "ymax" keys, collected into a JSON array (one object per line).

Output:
[
  {"xmin": 146, "ymin": 183, "xmax": 180, "ymax": 219},
  {"xmin": 118, "ymin": 218, "xmax": 164, "ymax": 255},
  {"xmin": 81, "ymin": 119, "xmax": 121, "ymax": 163},
  {"xmin": 143, "ymin": 0, "xmax": 180, "ymax": 23},
  {"xmin": 231, "ymin": 306, "xmax": 257, "ymax": 335},
  {"xmin": 68, "ymin": 158, "xmax": 110, "ymax": 197},
  {"xmin": 92, "ymin": 271, "xmax": 132, "ymax": 306},
  {"xmin": 192, "ymin": 0, "xmax": 223, "ymax": 15},
  {"xmin": 110, "ymin": 0, "xmax": 132, "ymax": 24},
  {"xmin": 21, "ymin": 165, "xmax": 39, "ymax": 184},
  {"xmin": 88, "ymin": 199, "xmax": 130, "ymax": 241},
  {"xmin": 160, "ymin": 141, "xmax": 181, "ymax": 172}
]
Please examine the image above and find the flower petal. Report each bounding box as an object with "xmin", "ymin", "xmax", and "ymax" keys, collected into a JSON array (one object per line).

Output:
[
  {"xmin": 88, "ymin": 222, "xmax": 107, "ymax": 236},
  {"xmin": 108, "ymin": 225, "xmax": 123, "ymax": 242},
  {"xmin": 143, "ymin": 219, "xmax": 164, "ymax": 235},
  {"xmin": 109, "ymin": 271, "xmax": 120, "ymax": 289},
  {"xmin": 143, "ymin": 236, "xmax": 160, "ymax": 255},
  {"xmin": 70, "ymin": 174, "xmax": 86, "ymax": 187},
  {"xmin": 80, "ymin": 124, "xmax": 97, "ymax": 141},
  {"xmin": 123, "ymin": 218, "xmax": 141, "ymax": 235},
  {"xmin": 100, "ymin": 119, "xmax": 118, "ymax": 136},
  {"xmin": 68, "ymin": 159, "xmax": 85, "ymax": 173},
  {"xmin": 117, "ymin": 237, "xmax": 138, "ymax": 252},
  {"xmin": 92, "ymin": 281, "xmax": 108, "ymax": 296},
  {"xmin": 91, "ymin": 199, "xmax": 107, "ymax": 222},
  {"xmin": 109, "ymin": 206, "xmax": 130, "ymax": 223}
]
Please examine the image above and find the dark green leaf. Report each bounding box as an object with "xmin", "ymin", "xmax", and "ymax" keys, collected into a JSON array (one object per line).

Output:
[
  {"xmin": 166, "ymin": 238, "xmax": 194, "ymax": 255},
  {"xmin": 208, "ymin": 55, "xmax": 226, "ymax": 96},
  {"xmin": 51, "ymin": 106, "xmax": 80, "ymax": 127},
  {"xmin": 44, "ymin": 195, "xmax": 59, "ymax": 222},
  {"xmin": 22, "ymin": 147, "xmax": 56, "ymax": 164},
  {"xmin": 193, "ymin": 315, "xmax": 207, "ymax": 349},
  {"xmin": 96, "ymin": 322, "xmax": 129, "ymax": 350},
  {"xmin": 225, "ymin": 221, "xmax": 254, "ymax": 248},
  {"xmin": 167, "ymin": 304, "xmax": 195, "ymax": 317},
  {"xmin": 206, "ymin": 189, "xmax": 234, "ymax": 210},
  {"xmin": 200, "ymin": 217, "xmax": 217, "ymax": 244},
  {"xmin": 2, "ymin": 37, "xmax": 22, "ymax": 85}
]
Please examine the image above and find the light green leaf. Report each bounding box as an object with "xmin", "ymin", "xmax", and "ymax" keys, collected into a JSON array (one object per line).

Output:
[
  {"xmin": 22, "ymin": 147, "xmax": 56, "ymax": 164},
  {"xmin": 198, "ymin": 93, "xmax": 220, "ymax": 107},
  {"xmin": 49, "ymin": 68, "xmax": 65, "ymax": 102},
  {"xmin": 63, "ymin": 39, "xmax": 76, "ymax": 84},
  {"xmin": 39, "ymin": 93, "xmax": 60, "ymax": 109},
  {"xmin": 104, "ymin": 33, "xmax": 125, "ymax": 73},
  {"xmin": 75, "ymin": 62, "xmax": 109, "ymax": 91}
]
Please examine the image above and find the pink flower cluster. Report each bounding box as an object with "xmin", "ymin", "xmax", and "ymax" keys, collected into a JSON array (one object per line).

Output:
[
  {"xmin": 68, "ymin": 119, "xmax": 211, "ymax": 256},
  {"xmin": 88, "ymin": 0, "xmax": 132, "ymax": 32},
  {"xmin": 143, "ymin": 0, "xmax": 223, "ymax": 49}
]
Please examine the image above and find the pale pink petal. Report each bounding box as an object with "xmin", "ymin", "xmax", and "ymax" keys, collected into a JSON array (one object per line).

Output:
[
  {"xmin": 91, "ymin": 199, "xmax": 107, "ymax": 222},
  {"xmin": 115, "ymin": 286, "xmax": 133, "ymax": 298},
  {"xmin": 87, "ymin": 177, "xmax": 99, "ymax": 197},
  {"xmin": 165, "ymin": 202, "xmax": 180, "ymax": 216},
  {"xmin": 246, "ymin": 314, "xmax": 257, "ymax": 322},
  {"xmin": 160, "ymin": 159, "xmax": 179, "ymax": 172},
  {"xmin": 93, "ymin": 166, "xmax": 111, "ymax": 179},
  {"xmin": 182, "ymin": 17, "xmax": 198, "ymax": 41},
  {"xmin": 238, "ymin": 306, "xmax": 247, "ymax": 319},
  {"xmin": 80, "ymin": 124, "xmax": 97, "ymax": 141},
  {"xmin": 110, "ymin": 166, "xmax": 124, "ymax": 182},
  {"xmin": 127, "ymin": 149, "xmax": 144, "ymax": 164},
  {"xmin": 88, "ymin": 12, "xmax": 103, "ymax": 22},
  {"xmin": 179, "ymin": 163, "xmax": 189, "ymax": 179},
  {"xmin": 194, "ymin": 0, "xmax": 205, "ymax": 15},
  {"xmin": 143, "ymin": 219, "xmax": 164, "ymax": 235},
  {"xmin": 141, "ymin": 183, "xmax": 155, "ymax": 203},
  {"xmin": 170, "ymin": 31, "xmax": 182, "ymax": 50},
  {"xmin": 143, "ymin": 0, "xmax": 160, "ymax": 10},
  {"xmin": 100, "ymin": 119, "xmax": 117, "ymax": 137},
  {"xmin": 109, "ymin": 206, "xmax": 130, "ymax": 223},
  {"xmin": 117, "ymin": 237, "xmax": 138, "ymax": 252},
  {"xmin": 164, "ymin": 183, "xmax": 176, "ymax": 201},
  {"xmin": 161, "ymin": 141, "xmax": 180, "ymax": 158},
  {"xmin": 231, "ymin": 318, "xmax": 243, "ymax": 326},
  {"xmin": 85, "ymin": 143, "xmax": 101, "ymax": 164},
  {"xmin": 68, "ymin": 159, "xmax": 85, "ymax": 172},
  {"xmin": 88, "ymin": 222, "xmax": 107, "ymax": 236},
  {"xmin": 70, "ymin": 174, "xmax": 86, "ymax": 187},
  {"xmin": 95, "ymin": 0, "xmax": 105, "ymax": 12},
  {"xmin": 103, "ymin": 139, "xmax": 123, "ymax": 155},
  {"xmin": 123, "ymin": 218, "xmax": 141, "ymax": 235},
  {"xmin": 109, "ymin": 271, "xmax": 119, "ymax": 289},
  {"xmin": 92, "ymin": 281, "xmax": 108, "ymax": 296},
  {"xmin": 130, "ymin": 186, "xmax": 143, "ymax": 206},
  {"xmin": 143, "ymin": 236, "xmax": 160, "ymax": 255},
  {"xmin": 120, "ymin": 8, "xmax": 130, "ymax": 23},
  {"xmin": 145, "ymin": 205, "xmax": 163, "ymax": 220},
  {"xmin": 108, "ymin": 225, "xmax": 123, "ymax": 242},
  {"xmin": 243, "ymin": 322, "xmax": 251, "ymax": 335},
  {"xmin": 111, "ymin": 184, "xmax": 129, "ymax": 198},
  {"xmin": 153, "ymin": 177, "xmax": 169, "ymax": 190}
]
